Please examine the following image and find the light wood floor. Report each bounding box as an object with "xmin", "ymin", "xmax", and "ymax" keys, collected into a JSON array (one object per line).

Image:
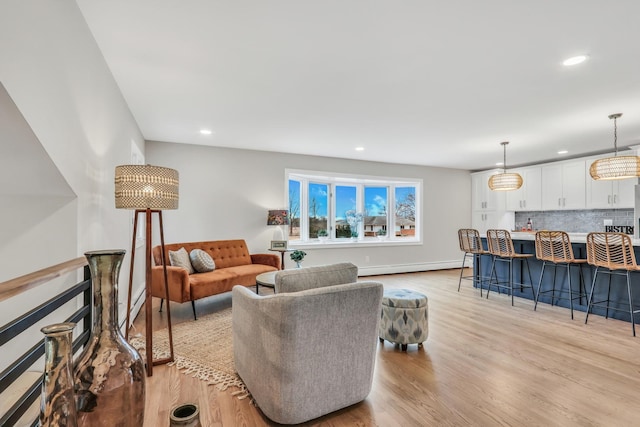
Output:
[{"xmin": 134, "ymin": 269, "xmax": 640, "ymax": 426}]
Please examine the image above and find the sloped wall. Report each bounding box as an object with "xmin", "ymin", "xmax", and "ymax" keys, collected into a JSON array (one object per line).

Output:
[{"xmin": 0, "ymin": 1, "xmax": 147, "ymax": 367}]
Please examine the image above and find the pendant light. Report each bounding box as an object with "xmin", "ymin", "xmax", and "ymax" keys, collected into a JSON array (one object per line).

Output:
[
  {"xmin": 488, "ymin": 141, "xmax": 523, "ymax": 191},
  {"xmin": 589, "ymin": 113, "xmax": 640, "ymax": 180}
]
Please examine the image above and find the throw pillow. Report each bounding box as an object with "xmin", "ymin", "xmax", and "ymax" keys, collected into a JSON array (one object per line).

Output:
[
  {"xmin": 168, "ymin": 247, "xmax": 195, "ymax": 274},
  {"xmin": 189, "ymin": 249, "xmax": 215, "ymax": 273}
]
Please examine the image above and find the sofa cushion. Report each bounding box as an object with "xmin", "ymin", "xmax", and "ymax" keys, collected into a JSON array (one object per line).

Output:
[
  {"xmin": 169, "ymin": 247, "xmax": 195, "ymax": 274},
  {"xmin": 190, "ymin": 249, "xmax": 215, "ymax": 273},
  {"xmin": 188, "ymin": 264, "xmax": 276, "ymax": 300}
]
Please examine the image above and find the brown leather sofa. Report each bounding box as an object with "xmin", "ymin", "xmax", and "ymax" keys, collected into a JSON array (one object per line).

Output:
[{"xmin": 151, "ymin": 239, "xmax": 279, "ymax": 319}]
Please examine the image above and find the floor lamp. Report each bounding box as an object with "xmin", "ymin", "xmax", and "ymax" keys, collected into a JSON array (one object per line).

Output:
[{"xmin": 115, "ymin": 164, "xmax": 178, "ymax": 376}]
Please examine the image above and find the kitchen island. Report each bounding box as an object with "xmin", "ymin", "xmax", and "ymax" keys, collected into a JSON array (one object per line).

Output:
[{"xmin": 477, "ymin": 232, "xmax": 639, "ymax": 323}]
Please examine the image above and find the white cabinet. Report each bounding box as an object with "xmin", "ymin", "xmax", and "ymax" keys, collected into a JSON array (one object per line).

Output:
[
  {"xmin": 471, "ymin": 171, "xmax": 512, "ymax": 233},
  {"xmin": 541, "ymin": 160, "xmax": 586, "ymax": 210},
  {"xmin": 585, "ymin": 175, "xmax": 637, "ymax": 209},
  {"xmin": 505, "ymin": 167, "xmax": 542, "ymax": 211},
  {"xmin": 472, "ymin": 171, "xmax": 504, "ymax": 211},
  {"xmin": 585, "ymin": 158, "xmax": 638, "ymax": 209}
]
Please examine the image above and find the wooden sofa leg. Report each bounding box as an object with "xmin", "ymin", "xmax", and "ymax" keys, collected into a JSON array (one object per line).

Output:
[
  {"xmin": 159, "ymin": 299, "xmax": 164, "ymax": 312},
  {"xmin": 192, "ymin": 301, "xmax": 197, "ymax": 320}
]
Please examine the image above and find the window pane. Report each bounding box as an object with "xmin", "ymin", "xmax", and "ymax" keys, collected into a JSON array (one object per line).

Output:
[
  {"xmin": 364, "ymin": 186, "xmax": 387, "ymax": 238},
  {"xmin": 395, "ymin": 186, "xmax": 416, "ymax": 237},
  {"xmin": 288, "ymin": 179, "xmax": 301, "ymax": 240},
  {"xmin": 335, "ymin": 185, "xmax": 356, "ymax": 238},
  {"xmin": 308, "ymin": 182, "xmax": 328, "ymax": 238}
]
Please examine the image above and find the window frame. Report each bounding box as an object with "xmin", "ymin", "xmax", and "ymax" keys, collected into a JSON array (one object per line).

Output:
[{"xmin": 286, "ymin": 169, "xmax": 421, "ymax": 247}]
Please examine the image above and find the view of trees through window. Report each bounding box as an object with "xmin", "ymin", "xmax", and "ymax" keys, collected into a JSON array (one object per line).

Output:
[{"xmin": 287, "ymin": 171, "xmax": 419, "ymax": 242}]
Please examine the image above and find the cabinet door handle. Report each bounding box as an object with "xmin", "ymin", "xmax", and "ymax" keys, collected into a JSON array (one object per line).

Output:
[
  {"xmin": 523, "ymin": 200, "xmax": 526, "ymax": 208},
  {"xmin": 608, "ymin": 195, "xmax": 611, "ymax": 204},
  {"xmin": 558, "ymin": 198, "xmax": 561, "ymax": 207},
  {"xmin": 563, "ymin": 197, "xmax": 566, "ymax": 207},
  {"xmin": 614, "ymin": 194, "xmax": 617, "ymax": 204}
]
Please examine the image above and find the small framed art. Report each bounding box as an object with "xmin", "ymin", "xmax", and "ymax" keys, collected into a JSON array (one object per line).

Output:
[{"xmin": 270, "ymin": 240, "xmax": 288, "ymax": 250}]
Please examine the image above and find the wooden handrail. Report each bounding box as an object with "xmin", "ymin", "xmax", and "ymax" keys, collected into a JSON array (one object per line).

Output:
[{"xmin": 0, "ymin": 257, "xmax": 87, "ymax": 302}]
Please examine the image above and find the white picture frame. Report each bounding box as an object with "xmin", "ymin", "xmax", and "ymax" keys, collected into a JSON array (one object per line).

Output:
[{"xmin": 270, "ymin": 240, "xmax": 288, "ymax": 250}]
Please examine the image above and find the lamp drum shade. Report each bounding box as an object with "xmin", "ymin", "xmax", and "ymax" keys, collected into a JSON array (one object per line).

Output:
[
  {"xmin": 115, "ymin": 165, "xmax": 179, "ymax": 210},
  {"xmin": 488, "ymin": 172, "xmax": 523, "ymax": 191},
  {"xmin": 267, "ymin": 210, "xmax": 289, "ymax": 225},
  {"xmin": 589, "ymin": 155, "xmax": 640, "ymax": 180}
]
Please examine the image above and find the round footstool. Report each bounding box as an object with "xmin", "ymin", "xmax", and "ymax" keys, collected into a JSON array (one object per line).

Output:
[{"xmin": 379, "ymin": 288, "xmax": 428, "ymax": 351}]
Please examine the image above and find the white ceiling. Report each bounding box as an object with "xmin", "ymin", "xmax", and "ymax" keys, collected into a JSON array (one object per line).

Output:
[{"xmin": 76, "ymin": 0, "xmax": 640, "ymax": 171}]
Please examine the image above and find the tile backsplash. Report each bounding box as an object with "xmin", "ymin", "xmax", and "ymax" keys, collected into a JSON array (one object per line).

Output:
[{"xmin": 515, "ymin": 209, "xmax": 634, "ymax": 233}]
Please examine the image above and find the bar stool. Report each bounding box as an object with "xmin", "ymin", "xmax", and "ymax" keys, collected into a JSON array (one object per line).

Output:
[
  {"xmin": 585, "ymin": 232, "xmax": 640, "ymax": 336},
  {"xmin": 486, "ymin": 229, "xmax": 536, "ymax": 306},
  {"xmin": 533, "ymin": 231, "xmax": 588, "ymax": 319},
  {"xmin": 457, "ymin": 228, "xmax": 491, "ymax": 296}
]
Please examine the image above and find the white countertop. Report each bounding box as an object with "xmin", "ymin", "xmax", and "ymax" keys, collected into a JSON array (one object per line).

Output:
[{"xmin": 487, "ymin": 231, "xmax": 640, "ymax": 246}]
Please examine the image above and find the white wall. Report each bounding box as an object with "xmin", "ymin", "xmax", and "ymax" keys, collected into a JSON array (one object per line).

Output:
[
  {"xmin": 147, "ymin": 141, "xmax": 471, "ymax": 274},
  {"xmin": 0, "ymin": 1, "xmax": 147, "ymax": 369}
]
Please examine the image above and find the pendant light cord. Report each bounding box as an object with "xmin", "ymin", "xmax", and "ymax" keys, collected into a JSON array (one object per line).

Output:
[
  {"xmin": 609, "ymin": 113, "xmax": 622, "ymax": 157},
  {"xmin": 613, "ymin": 115, "xmax": 618, "ymax": 156},
  {"xmin": 502, "ymin": 141, "xmax": 509, "ymax": 172}
]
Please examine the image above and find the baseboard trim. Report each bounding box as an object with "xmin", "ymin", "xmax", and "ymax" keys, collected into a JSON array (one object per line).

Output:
[{"xmin": 358, "ymin": 260, "xmax": 462, "ymax": 276}]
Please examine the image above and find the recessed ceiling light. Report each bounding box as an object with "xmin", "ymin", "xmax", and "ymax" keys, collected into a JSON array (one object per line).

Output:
[
  {"xmin": 200, "ymin": 129, "xmax": 213, "ymax": 135},
  {"xmin": 558, "ymin": 150, "xmax": 568, "ymax": 154},
  {"xmin": 495, "ymin": 162, "xmax": 504, "ymax": 166},
  {"xmin": 355, "ymin": 146, "xmax": 365, "ymax": 151},
  {"xmin": 563, "ymin": 55, "xmax": 588, "ymax": 66}
]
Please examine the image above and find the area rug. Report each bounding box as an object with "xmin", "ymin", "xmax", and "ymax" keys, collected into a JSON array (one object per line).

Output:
[{"xmin": 130, "ymin": 307, "xmax": 248, "ymax": 399}]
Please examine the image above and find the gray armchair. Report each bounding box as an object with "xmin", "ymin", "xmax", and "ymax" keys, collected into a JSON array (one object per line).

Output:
[{"xmin": 232, "ymin": 263, "xmax": 383, "ymax": 425}]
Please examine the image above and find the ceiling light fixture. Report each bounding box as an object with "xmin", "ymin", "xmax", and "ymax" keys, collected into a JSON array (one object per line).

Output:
[
  {"xmin": 589, "ymin": 113, "xmax": 640, "ymax": 180},
  {"xmin": 488, "ymin": 141, "xmax": 523, "ymax": 191},
  {"xmin": 200, "ymin": 129, "xmax": 212, "ymax": 135},
  {"xmin": 563, "ymin": 55, "xmax": 588, "ymax": 66},
  {"xmin": 355, "ymin": 146, "xmax": 365, "ymax": 151},
  {"xmin": 558, "ymin": 150, "xmax": 568, "ymax": 154}
]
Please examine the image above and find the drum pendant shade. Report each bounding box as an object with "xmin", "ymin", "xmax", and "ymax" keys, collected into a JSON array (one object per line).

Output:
[
  {"xmin": 115, "ymin": 165, "xmax": 179, "ymax": 210},
  {"xmin": 589, "ymin": 114, "xmax": 640, "ymax": 180},
  {"xmin": 488, "ymin": 141, "xmax": 523, "ymax": 191}
]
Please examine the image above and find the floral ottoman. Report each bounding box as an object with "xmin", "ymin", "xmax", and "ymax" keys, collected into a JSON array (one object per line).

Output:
[{"xmin": 378, "ymin": 288, "xmax": 428, "ymax": 351}]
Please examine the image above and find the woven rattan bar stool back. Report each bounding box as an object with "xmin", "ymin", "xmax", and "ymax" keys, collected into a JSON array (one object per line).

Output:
[
  {"xmin": 533, "ymin": 231, "xmax": 588, "ymax": 319},
  {"xmin": 585, "ymin": 232, "xmax": 640, "ymax": 336},
  {"xmin": 486, "ymin": 229, "xmax": 536, "ymax": 306},
  {"xmin": 457, "ymin": 229, "xmax": 491, "ymax": 296}
]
